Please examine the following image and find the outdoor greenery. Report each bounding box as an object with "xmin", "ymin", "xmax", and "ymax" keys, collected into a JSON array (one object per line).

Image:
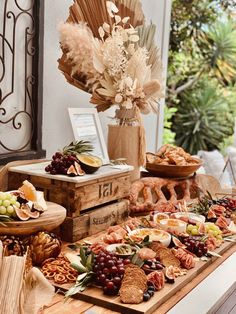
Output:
[{"xmin": 165, "ymin": 0, "xmax": 236, "ymax": 154}]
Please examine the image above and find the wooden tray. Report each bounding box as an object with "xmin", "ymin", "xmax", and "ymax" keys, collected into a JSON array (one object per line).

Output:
[
  {"xmin": 0, "ymin": 202, "xmax": 66, "ymax": 235},
  {"xmin": 54, "ymin": 239, "xmax": 236, "ymax": 314}
]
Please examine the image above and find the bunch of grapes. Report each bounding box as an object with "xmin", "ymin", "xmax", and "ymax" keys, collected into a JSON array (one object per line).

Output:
[
  {"xmin": 205, "ymin": 223, "xmax": 222, "ymax": 240},
  {"xmin": 45, "ymin": 152, "xmax": 78, "ymax": 175},
  {"xmin": 183, "ymin": 237, "xmax": 208, "ymax": 257},
  {"xmin": 0, "ymin": 192, "xmax": 20, "ymax": 218},
  {"xmin": 187, "ymin": 223, "xmax": 222, "ymax": 240},
  {"xmin": 93, "ymin": 251, "xmax": 130, "ymax": 295}
]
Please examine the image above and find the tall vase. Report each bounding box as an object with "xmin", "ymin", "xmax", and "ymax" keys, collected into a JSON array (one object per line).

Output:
[{"xmin": 107, "ymin": 108, "xmax": 146, "ymax": 182}]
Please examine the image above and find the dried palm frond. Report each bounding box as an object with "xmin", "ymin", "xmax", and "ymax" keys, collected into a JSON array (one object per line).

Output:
[
  {"xmin": 67, "ymin": 0, "xmax": 144, "ymax": 38},
  {"xmin": 136, "ymin": 24, "xmax": 163, "ymax": 81}
]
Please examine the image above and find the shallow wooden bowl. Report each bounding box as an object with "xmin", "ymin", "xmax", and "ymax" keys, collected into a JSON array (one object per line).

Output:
[
  {"xmin": 145, "ymin": 158, "xmax": 203, "ymax": 178},
  {"xmin": 0, "ymin": 202, "xmax": 66, "ymax": 236}
]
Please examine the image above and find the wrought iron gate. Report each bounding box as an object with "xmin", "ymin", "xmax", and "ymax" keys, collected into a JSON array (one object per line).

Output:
[{"xmin": 0, "ymin": 0, "xmax": 45, "ymax": 164}]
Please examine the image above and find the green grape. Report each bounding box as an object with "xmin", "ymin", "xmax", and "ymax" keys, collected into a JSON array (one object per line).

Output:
[
  {"xmin": 0, "ymin": 206, "xmax": 7, "ymax": 215},
  {"xmin": 0, "ymin": 192, "xmax": 18, "ymax": 217},
  {"xmin": 187, "ymin": 224, "xmax": 194, "ymax": 232},
  {"xmin": 5, "ymin": 193, "xmax": 12, "ymax": 200},
  {"xmin": 0, "ymin": 192, "xmax": 7, "ymax": 201},
  {"xmin": 7, "ymin": 205, "xmax": 14, "ymax": 215},
  {"xmin": 3, "ymin": 200, "xmax": 10, "ymax": 207},
  {"xmin": 191, "ymin": 228, "xmax": 199, "ymax": 236},
  {"xmin": 15, "ymin": 201, "xmax": 20, "ymax": 208}
]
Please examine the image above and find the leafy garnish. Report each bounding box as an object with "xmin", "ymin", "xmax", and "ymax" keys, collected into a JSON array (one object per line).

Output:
[
  {"xmin": 131, "ymin": 253, "xmax": 144, "ymax": 268},
  {"xmin": 65, "ymin": 247, "xmax": 95, "ymax": 298},
  {"xmin": 67, "ymin": 243, "xmax": 81, "ymax": 251}
]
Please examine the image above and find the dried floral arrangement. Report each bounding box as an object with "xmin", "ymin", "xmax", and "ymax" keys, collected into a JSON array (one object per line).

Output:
[{"xmin": 58, "ymin": 0, "xmax": 163, "ymax": 116}]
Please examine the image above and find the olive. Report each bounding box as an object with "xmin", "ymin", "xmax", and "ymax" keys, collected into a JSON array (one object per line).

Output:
[
  {"xmin": 148, "ymin": 286, "xmax": 155, "ymax": 292},
  {"xmin": 143, "ymin": 292, "xmax": 151, "ymax": 301},
  {"xmin": 148, "ymin": 290, "xmax": 154, "ymax": 297}
]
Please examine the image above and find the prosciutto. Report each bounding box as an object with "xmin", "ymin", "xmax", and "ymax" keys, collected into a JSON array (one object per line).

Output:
[
  {"xmin": 147, "ymin": 271, "xmax": 165, "ymax": 290},
  {"xmin": 172, "ymin": 248, "xmax": 195, "ymax": 269},
  {"xmin": 138, "ymin": 248, "xmax": 156, "ymax": 260}
]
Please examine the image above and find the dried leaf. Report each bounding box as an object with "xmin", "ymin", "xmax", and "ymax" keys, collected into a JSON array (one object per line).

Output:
[
  {"xmin": 98, "ymin": 26, "xmax": 105, "ymax": 39},
  {"xmin": 97, "ymin": 87, "xmax": 116, "ymax": 97},
  {"xmin": 103, "ymin": 22, "xmax": 110, "ymax": 33},
  {"xmin": 115, "ymin": 15, "xmax": 121, "ymax": 24},
  {"xmin": 106, "ymin": 1, "xmax": 119, "ymax": 18},
  {"xmin": 122, "ymin": 16, "xmax": 130, "ymax": 24}
]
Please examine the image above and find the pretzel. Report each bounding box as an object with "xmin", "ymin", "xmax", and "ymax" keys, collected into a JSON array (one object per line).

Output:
[
  {"xmin": 129, "ymin": 177, "xmax": 202, "ymax": 213},
  {"xmin": 40, "ymin": 256, "xmax": 78, "ymax": 285},
  {"xmin": 42, "ymin": 270, "xmax": 55, "ymax": 280},
  {"xmin": 54, "ymin": 274, "xmax": 67, "ymax": 284},
  {"xmin": 66, "ymin": 273, "xmax": 78, "ymax": 282}
]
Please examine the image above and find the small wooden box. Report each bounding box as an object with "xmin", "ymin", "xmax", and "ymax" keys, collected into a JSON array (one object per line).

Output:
[
  {"xmin": 8, "ymin": 162, "xmax": 132, "ymax": 217},
  {"xmin": 61, "ymin": 199, "xmax": 129, "ymax": 242}
]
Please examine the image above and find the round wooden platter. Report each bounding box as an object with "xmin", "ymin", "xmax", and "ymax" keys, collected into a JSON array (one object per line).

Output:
[{"xmin": 0, "ymin": 202, "xmax": 66, "ymax": 236}]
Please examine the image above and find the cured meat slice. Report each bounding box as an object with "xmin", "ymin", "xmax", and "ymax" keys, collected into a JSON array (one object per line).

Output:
[
  {"xmin": 215, "ymin": 216, "xmax": 229, "ymax": 229},
  {"xmin": 138, "ymin": 248, "xmax": 156, "ymax": 260},
  {"xmin": 147, "ymin": 271, "xmax": 165, "ymax": 290},
  {"xmin": 172, "ymin": 248, "xmax": 195, "ymax": 269}
]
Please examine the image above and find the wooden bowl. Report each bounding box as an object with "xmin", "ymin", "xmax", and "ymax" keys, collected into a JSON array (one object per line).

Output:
[
  {"xmin": 0, "ymin": 202, "xmax": 66, "ymax": 236},
  {"xmin": 145, "ymin": 159, "xmax": 203, "ymax": 178}
]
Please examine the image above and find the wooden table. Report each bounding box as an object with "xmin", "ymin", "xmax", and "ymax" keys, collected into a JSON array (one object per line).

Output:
[{"xmin": 38, "ymin": 237, "xmax": 236, "ymax": 314}]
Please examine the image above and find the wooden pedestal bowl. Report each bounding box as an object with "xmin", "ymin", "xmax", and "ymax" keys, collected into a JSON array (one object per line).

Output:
[{"xmin": 0, "ymin": 202, "xmax": 66, "ymax": 236}]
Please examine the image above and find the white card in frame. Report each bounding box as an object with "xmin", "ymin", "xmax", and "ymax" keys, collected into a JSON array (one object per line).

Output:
[{"xmin": 68, "ymin": 108, "xmax": 110, "ymax": 165}]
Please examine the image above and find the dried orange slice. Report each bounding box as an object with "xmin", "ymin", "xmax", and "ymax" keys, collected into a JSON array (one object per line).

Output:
[{"xmin": 18, "ymin": 180, "xmax": 37, "ymax": 202}]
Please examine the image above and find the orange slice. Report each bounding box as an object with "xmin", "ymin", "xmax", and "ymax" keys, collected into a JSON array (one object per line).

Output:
[{"xmin": 18, "ymin": 180, "xmax": 37, "ymax": 202}]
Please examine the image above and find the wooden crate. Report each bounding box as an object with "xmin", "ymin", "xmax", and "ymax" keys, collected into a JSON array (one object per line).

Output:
[
  {"xmin": 60, "ymin": 199, "xmax": 129, "ymax": 242},
  {"xmin": 8, "ymin": 162, "xmax": 132, "ymax": 217}
]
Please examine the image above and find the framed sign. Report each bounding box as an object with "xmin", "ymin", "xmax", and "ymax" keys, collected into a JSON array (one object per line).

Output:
[{"xmin": 68, "ymin": 108, "xmax": 110, "ymax": 164}]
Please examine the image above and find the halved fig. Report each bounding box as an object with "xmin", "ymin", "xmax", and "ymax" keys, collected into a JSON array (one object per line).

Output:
[
  {"xmin": 21, "ymin": 203, "xmax": 40, "ymax": 219},
  {"xmin": 172, "ymin": 237, "xmax": 186, "ymax": 249},
  {"xmin": 74, "ymin": 161, "xmax": 85, "ymax": 176},
  {"xmin": 67, "ymin": 165, "xmax": 77, "ymax": 176},
  {"xmin": 14, "ymin": 206, "xmax": 30, "ymax": 221},
  {"xmin": 164, "ymin": 266, "xmax": 175, "ymax": 284},
  {"xmin": 198, "ymin": 223, "xmax": 206, "ymax": 235},
  {"xmin": 76, "ymin": 154, "xmax": 102, "ymax": 174}
]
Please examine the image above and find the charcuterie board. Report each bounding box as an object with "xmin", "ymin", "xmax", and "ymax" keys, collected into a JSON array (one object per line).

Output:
[
  {"xmin": 53, "ymin": 239, "xmax": 236, "ymax": 314},
  {"xmin": 0, "ymin": 202, "xmax": 66, "ymax": 236}
]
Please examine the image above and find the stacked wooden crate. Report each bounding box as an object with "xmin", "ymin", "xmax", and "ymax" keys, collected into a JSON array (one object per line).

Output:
[{"xmin": 8, "ymin": 162, "xmax": 133, "ymax": 242}]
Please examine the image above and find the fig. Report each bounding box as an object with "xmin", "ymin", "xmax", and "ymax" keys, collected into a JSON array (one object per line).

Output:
[
  {"xmin": 74, "ymin": 161, "xmax": 85, "ymax": 176},
  {"xmin": 67, "ymin": 165, "xmax": 77, "ymax": 176},
  {"xmin": 164, "ymin": 266, "xmax": 175, "ymax": 284},
  {"xmin": 172, "ymin": 236, "xmax": 186, "ymax": 249},
  {"xmin": 14, "ymin": 206, "xmax": 30, "ymax": 221}
]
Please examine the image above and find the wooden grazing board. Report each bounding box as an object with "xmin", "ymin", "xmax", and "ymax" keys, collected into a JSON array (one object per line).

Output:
[
  {"xmin": 53, "ymin": 239, "xmax": 236, "ymax": 314},
  {"xmin": 0, "ymin": 202, "xmax": 66, "ymax": 235}
]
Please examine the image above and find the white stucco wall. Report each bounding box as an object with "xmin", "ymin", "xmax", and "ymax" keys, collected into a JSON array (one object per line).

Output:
[{"xmin": 42, "ymin": 0, "xmax": 171, "ymax": 158}]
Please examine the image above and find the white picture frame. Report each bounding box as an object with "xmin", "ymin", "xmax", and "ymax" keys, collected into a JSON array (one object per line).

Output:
[{"xmin": 68, "ymin": 108, "xmax": 110, "ymax": 165}]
